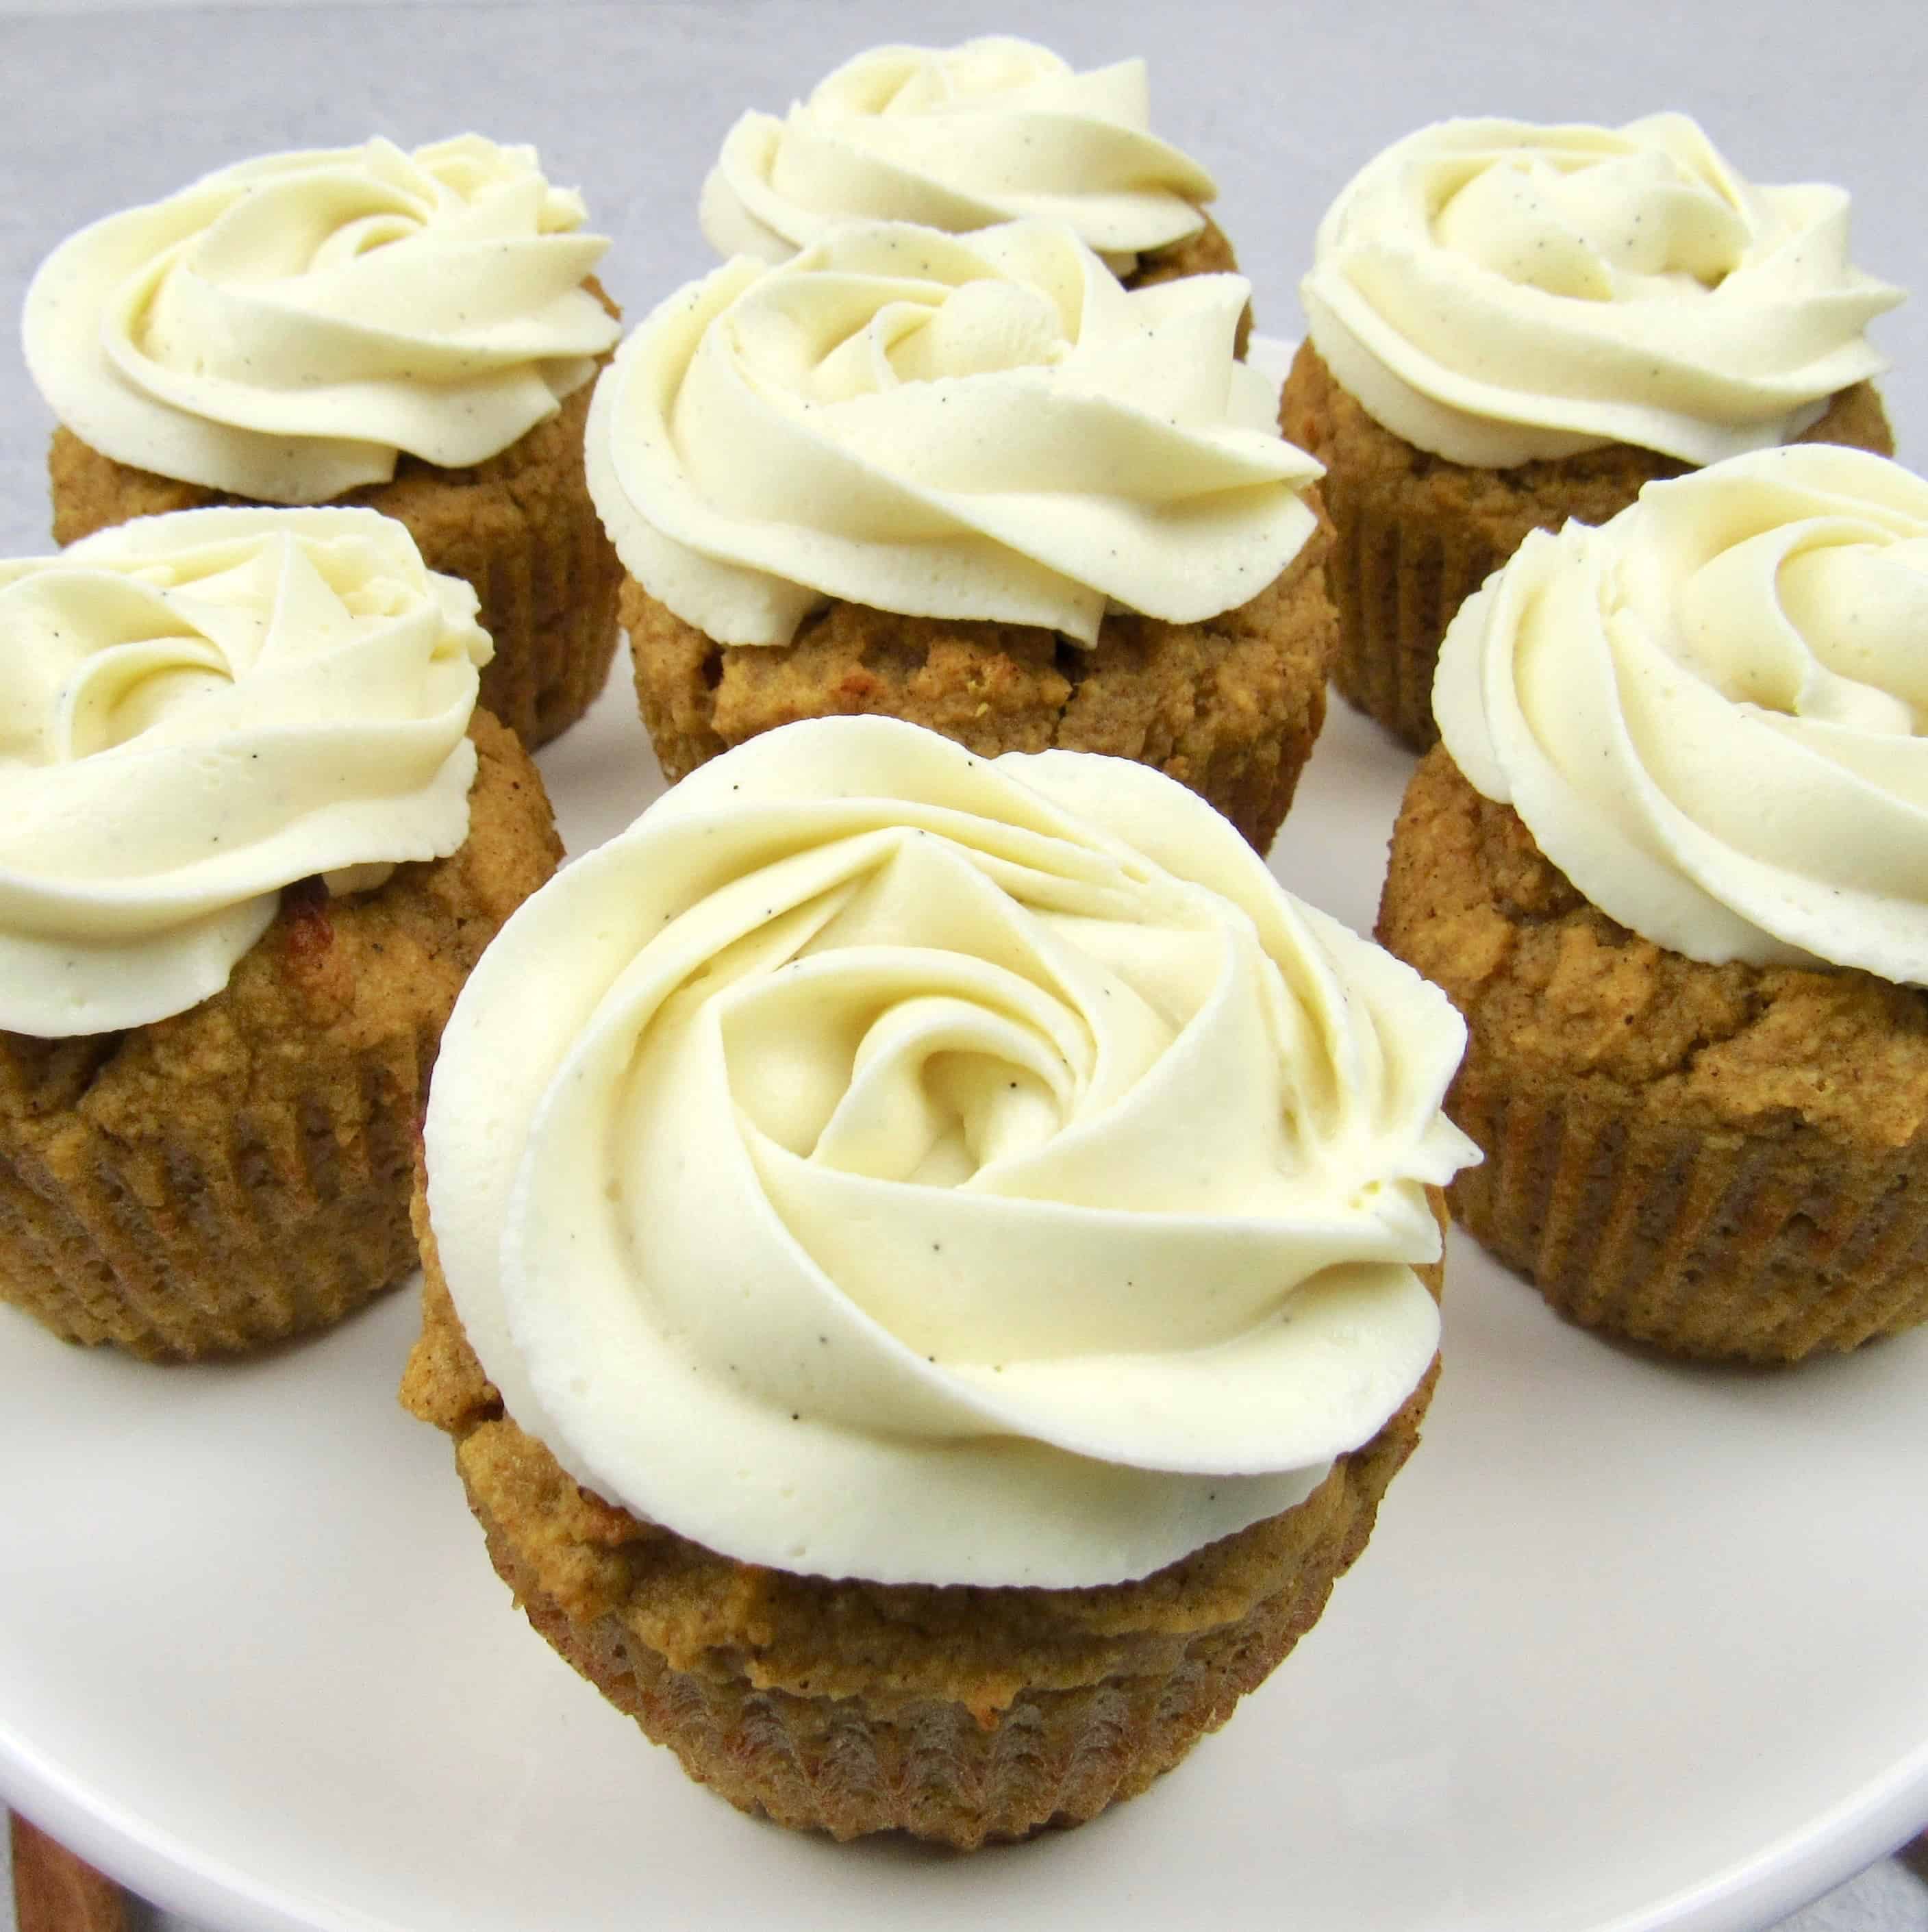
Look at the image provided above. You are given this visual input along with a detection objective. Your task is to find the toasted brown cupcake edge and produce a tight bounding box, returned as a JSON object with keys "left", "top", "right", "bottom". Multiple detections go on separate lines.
{"left": 1377, "top": 744, "right": 1928, "bottom": 1361}
{"left": 401, "top": 1187, "right": 1448, "bottom": 1844}
{"left": 623, "top": 497, "right": 1338, "bottom": 857}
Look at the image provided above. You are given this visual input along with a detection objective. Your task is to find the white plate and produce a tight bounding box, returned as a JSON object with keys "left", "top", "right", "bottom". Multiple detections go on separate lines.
{"left": 4, "top": 519, "right": 1928, "bottom": 1932}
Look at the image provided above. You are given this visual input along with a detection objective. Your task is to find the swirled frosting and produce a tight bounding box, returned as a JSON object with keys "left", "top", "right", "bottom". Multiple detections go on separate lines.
{"left": 0, "top": 507, "right": 490, "bottom": 1037}
{"left": 1435, "top": 444, "right": 1928, "bottom": 982}
{"left": 425, "top": 716, "right": 1477, "bottom": 1587}
{"left": 24, "top": 135, "right": 622, "bottom": 503}
{"left": 1301, "top": 114, "right": 1901, "bottom": 467}
{"left": 699, "top": 37, "right": 1217, "bottom": 274}
{"left": 586, "top": 220, "right": 1319, "bottom": 647}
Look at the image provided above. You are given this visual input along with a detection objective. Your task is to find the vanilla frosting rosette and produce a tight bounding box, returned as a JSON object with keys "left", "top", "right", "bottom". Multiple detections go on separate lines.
{"left": 24, "top": 135, "right": 623, "bottom": 503}
{"left": 426, "top": 716, "right": 1476, "bottom": 1588}
{"left": 1435, "top": 444, "right": 1928, "bottom": 981}
{"left": 0, "top": 506, "right": 491, "bottom": 1037}
{"left": 1302, "top": 114, "right": 1902, "bottom": 467}
{"left": 587, "top": 219, "right": 1318, "bottom": 648}
{"left": 700, "top": 37, "right": 1218, "bottom": 273}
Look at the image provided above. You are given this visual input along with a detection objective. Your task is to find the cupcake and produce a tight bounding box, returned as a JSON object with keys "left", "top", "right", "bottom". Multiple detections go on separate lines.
{"left": 588, "top": 219, "right": 1336, "bottom": 855}
{"left": 700, "top": 36, "right": 1239, "bottom": 303}
{"left": 0, "top": 507, "right": 560, "bottom": 1359}
{"left": 23, "top": 135, "right": 626, "bottom": 749}
{"left": 1377, "top": 444, "right": 1928, "bottom": 1362}
{"left": 1283, "top": 114, "right": 1902, "bottom": 750}
{"left": 403, "top": 715, "right": 1478, "bottom": 1846}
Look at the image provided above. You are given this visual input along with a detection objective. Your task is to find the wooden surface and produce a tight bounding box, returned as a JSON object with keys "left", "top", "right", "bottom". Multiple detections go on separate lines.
{"left": 8, "top": 1818, "right": 126, "bottom": 1932}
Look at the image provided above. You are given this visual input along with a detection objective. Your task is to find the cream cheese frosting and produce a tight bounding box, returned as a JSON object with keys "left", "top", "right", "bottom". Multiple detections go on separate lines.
{"left": 0, "top": 506, "right": 491, "bottom": 1037}
{"left": 699, "top": 36, "right": 1218, "bottom": 273}
{"left": 23, "top": 135, "right": 623, "bottom": 504}
{"left": 1301, "top": 114, "right": 1902, "bottom": 468}
{"left": 586, "top": 219, "right": 1320, "bottom": 648}
{"left": 425, "top": 716, "right": 1478, "bottom": 1588}
{"left": 1434, "top": 444, "right": 1928, "bottom": 982}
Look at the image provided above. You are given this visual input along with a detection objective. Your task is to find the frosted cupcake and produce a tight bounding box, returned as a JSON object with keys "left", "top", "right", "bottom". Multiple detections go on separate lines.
{"left": 589, "top": 219, "right": 1336, "bottom": 854}
{"left": 25, "top": 136, "right": 625, "bottom": 748}
{"left": 0, "top": 507, "right": 560, "bottom": 1359}
{"left": 1282, "top": 114, "right": 1901, "bottom": 749}
{"left": 404, "top": 716, "right": 1478, "bottom": 1845}
{"left": 701, "top": 36, "right": 1238, "bottom": 304}
{"left": 1378, "top": 444, "right": 1928, "bottom": 1362}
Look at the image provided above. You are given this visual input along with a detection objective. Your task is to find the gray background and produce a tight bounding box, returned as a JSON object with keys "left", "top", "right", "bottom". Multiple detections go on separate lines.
{"left": 0, "top": 1, "right": 1924, "bottom": 1927}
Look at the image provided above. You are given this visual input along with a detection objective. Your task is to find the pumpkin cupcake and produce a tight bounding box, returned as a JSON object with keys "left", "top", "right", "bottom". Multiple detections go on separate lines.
{"left": 1284, "top": 114, "right": 1901, "bottom": 749}
{"left": 0, "top": 507, "right": 560, "bottom": 1359}
{"left": 589, "top": 219, "right": 1335, "bottom": 855}
{"left": 403, "top": 716, "right": 1478, "bottom": 1845}
{"left": 1378, "top": 444, "right": 1928, "bottom": 1362}
{"left": 700, "top": 36, "right": 1240, "bottom": 307}
{"left": 24, "top": 135, "right": 625, "bottom": 748}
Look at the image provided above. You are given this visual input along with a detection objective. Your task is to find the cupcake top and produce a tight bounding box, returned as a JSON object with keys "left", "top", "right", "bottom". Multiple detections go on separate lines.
{"left": 23, "top": 135, "right": 623, "bottom": 504}
{"left": 586, "top": 219, "right": 1320, "bottom": 648}
{"left": 0, "top": 506, "right": 491, "bottom": 1037}
{"left": 699, "top": 36, "right": 1218, "bottom": 273}
{"left": 425, "top": 716, "right": 1477, "bottom": 1588}
{"left": 1301, "top": 114, "right": 1902, "bottom": 468}
{"left": 1434, "top": 444, "right": 1928, "bottom": 983}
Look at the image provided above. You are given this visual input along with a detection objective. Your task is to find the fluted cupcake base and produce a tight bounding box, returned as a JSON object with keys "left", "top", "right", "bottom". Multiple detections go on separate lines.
{"left": 468, "top": 1454, "right": 1392, "bottom": 1846}
{"left": 0, "top": 1033, "right": 430, "bottom": 1359}
{"left": 1320, "top": 501, "right": 1497, "bottom": 752}
{"left": 1447, "top": 1075, "right": 1928, "bottom": 1362}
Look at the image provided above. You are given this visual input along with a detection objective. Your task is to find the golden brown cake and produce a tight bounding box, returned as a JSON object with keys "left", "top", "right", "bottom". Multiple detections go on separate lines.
{"left": 1379, "top": 747, "right": 1928, "bottom": 1362}
{"left": 404, "top": 1251, "right": 1440, "bottom": 1848}
{"left": 1292, "top": 115, "right": 1902, "bottom": 751}
{"left": 1125, "top": 212, "right": 1237, "bottom": 290}
{"left": 623, "top": 506, "right": 1335, "bottom": 854}
{"left": 590, "top": 221, "right": 1332, "bottom": 853}
{"left": 1379, "top": 447, "right": 1928, "bottom": 1362}
{"left": 402, "top": 717, "right": 1479, "bottom": 1844}
{"left": 25, "top": 138, "right": 626, "bottom": 750}
{"left": 1, "top": 712, "right": 560, "bottom": 1360}
{"left": 1281, "top": 343, "right": 1890, "bottom": 751}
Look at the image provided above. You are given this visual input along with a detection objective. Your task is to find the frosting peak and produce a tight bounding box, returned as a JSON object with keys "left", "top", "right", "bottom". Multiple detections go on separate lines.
{"left": 426, "top": 718, "right": 1476, "bottom": 1587}
{"left": 1302, "top": 114, "right": 1901, "bottom": 466}
{"left": 0, "top": 507, "right": 490, "bottom": 1036}
{"left": 24, "top": 135, "right": 623, "bottom": 503}
{"left": 699, "top": 37, "right": 1218, "bottom": 271}
{"left": 586, "top": 219, "right": 1320, "bottom": 647}
{"left": 1434, "top": 444, "right": 1928, "bottom": 983}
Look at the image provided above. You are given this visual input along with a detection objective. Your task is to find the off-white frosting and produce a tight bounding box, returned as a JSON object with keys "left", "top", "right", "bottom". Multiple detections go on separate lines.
{"left": 0, "top": 507, "right": 490, "bottom": 1037}
{"left": 699, "top": 37, "right": 1217, "bottom": 274}
{"left": 425, "top": 716, "right": 1477, "bottom": 1588}
{"left": 1302, "top": 115, "right": 1901, "bottom": 467}
{"left": 1435, "top": 444, "right": 1928, "bottom": 982}
{"left": 586, "top": 219, "right": 1320, "bottom": 648}
{"left": 24, "top": 135, "right": 622, "bottom": 503}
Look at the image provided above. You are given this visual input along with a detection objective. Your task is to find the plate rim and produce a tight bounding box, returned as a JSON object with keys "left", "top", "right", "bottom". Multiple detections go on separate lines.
{"left": 3, "top": 1488, "right": 1925, "bottom": 1932}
